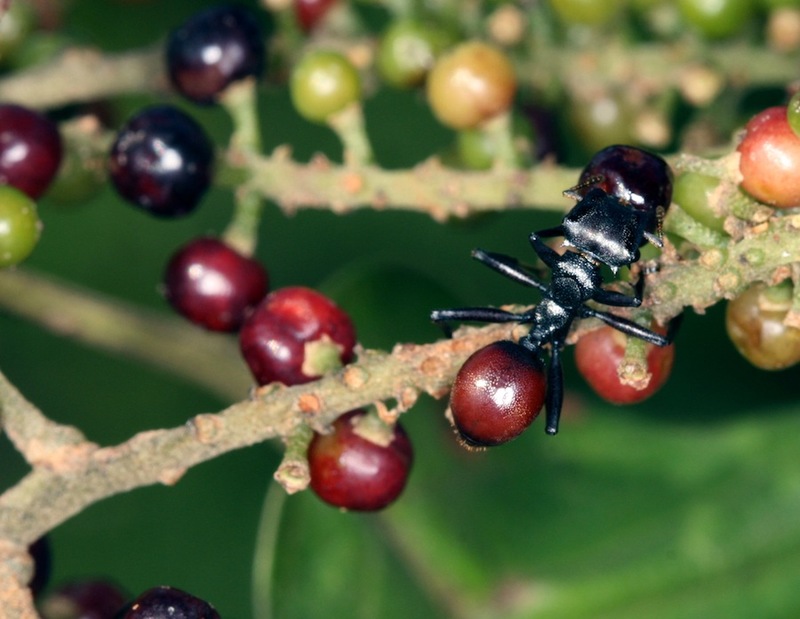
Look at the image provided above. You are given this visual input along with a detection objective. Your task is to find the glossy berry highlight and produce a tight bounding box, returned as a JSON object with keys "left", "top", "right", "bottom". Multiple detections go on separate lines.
{"left": 449, "top": 340, "right": 546, "bottom": 447}
{"left": 239, "top": 286, "right": 357, "bottom": 386}
{"left": 163, "top": 237, "right": 269, "bottom": 332}
{"left": 0, "top": 103, "right": 62, "bottom": 199}
{"left": 119, "top": 586, "right": 219, "bottom": 619}
{"left": 308, "top": 410, "right": 413, "bottom": 511}
{"left": 166, "top": 5, "right": 266, "bottom": 104}
{"left": 109, "top": 105, "right": 213, "bottom": 217}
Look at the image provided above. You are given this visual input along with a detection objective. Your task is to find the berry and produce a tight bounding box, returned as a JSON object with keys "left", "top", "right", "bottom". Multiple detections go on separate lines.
{"left": 577, "top": 144, "right": 673, "bottom": 240}
{"left": 40, "top": 580, "right": 127, "bottom": 619}
{"left": 726, "top": 281, "right": 800, "bottom": 370}
{"left": 672, "top": 171, "right": 726, "bottom": 232}
{"left": 449, "top": 340, "right": 546, "bottom": 447}
{"left": 376, "top": 19, "right": 451, "bottom": 89}
{"left": 308, "top": 410, "right": 413, "bottom": 511}
{"left": 163, "top": 237, "right": 269, "bottom": 332}
{"left": 0, "top": 103, "right": 62, "bottom": 199}
{"left": 289, "top": 50, "right": 361, "bottom": 123}
{"left": 118, "top": 586, "right": 219, "bottom": 619}
{"left": 295, "top": 0, "right": 338, "bottom": 32}
{"left": 548, "top": 0, "right": 625, "bottom": 25}
{"left": 426, "top": 41, "right": 517, "bottom": 130}
{"left": 574, "top": 324, "right": 675, "bottom": 405}
{"left": 677, "top": 0, "right": 755, "bottom": 39}
{"left": 166, "top": 5, "right": 266, "bottom": 105}
{"left": 239, "top": 286, "right": 357, "bottom": 385}
{"left": 108, "top": 105, "right": 213, "bottom": 218}
{"left": 0, "top": 185, "right": 41, "bottom": 268}
{"left": 738, "top": 105, "right": 800, "bottom": 208}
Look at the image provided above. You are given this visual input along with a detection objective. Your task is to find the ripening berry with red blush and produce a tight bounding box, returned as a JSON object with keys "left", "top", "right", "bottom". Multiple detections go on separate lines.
{"left": 574, "top": 324, "right": 675, "bottom": 404}
{"left": 738, "top": 105, "right": 800, "bottom": 208}
{"left": 239, "top": 286, "right": 356, "bottom": 386}
{"left": 308, "top": 409, "right": 413, "bottom": 511}
{"left": 163, "top": 237, "right": 269, "bottom": 332}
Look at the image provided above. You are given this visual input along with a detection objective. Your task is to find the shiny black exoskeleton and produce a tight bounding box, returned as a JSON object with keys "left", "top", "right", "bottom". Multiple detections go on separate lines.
{"left": 431, "top": 183, "right": 676, "bottom": 436}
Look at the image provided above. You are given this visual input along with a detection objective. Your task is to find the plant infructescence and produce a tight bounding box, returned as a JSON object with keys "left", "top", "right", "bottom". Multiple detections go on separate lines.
{"left": 3, "top": 2, "right": 800, "bottom": 618}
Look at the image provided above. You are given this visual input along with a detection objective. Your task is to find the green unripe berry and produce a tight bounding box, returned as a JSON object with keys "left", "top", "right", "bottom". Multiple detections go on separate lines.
{"left": 290, "top": 50, "right": 361, "bottom": 123}
{"left": 672, "top": 172, "right": 726, "bottom": 232}
{"left": 548, "top": 0, "right": 625, "bottom": 25}
{"left": 677, "top": 0, "right": 755, "bottom": 39}
{"left": 376, "top": 19, "right": 451, "bottom": 89}
{"left": 0, "top": 185, "right": 41, "bottom": 267}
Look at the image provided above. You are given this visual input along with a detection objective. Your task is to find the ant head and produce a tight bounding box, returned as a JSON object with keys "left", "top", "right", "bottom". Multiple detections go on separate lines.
{"left": 561, "top": 188, "right": 643, "bottom": 270}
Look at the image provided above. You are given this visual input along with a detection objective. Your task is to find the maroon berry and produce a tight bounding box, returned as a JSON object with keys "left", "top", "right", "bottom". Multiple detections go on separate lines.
{"left": 118, "top": 586, "right": 219, "bottom": 619}
{"left": 577, "top": 144, "right": 673, "bottom": 243}
{"left": 41, "top": 580, "right": 127, "bottom": 619}
{"left": 108, "top": 105, "right": 213, "bottom": 218}
{"left": 166, "top": 5, "right": 267, "bottom": 105}
{"left": 163, "top": 237, "right": 268, "bottom": 332}
{"left": 308, "top": 409, "right": 413, "bottom": 511}
{"left": 574, "top": 324, "right": 674, "bottom": 404}
{"left": 239, "top": 286, "right": 356, "bottom": 385}
{"left": 0, "top": 104, "right": 62, "bottom": 199}
{"left": 449, "top": 340, "right": 546, "bottom": 447}
{"left": 295, "top": 0, "right": 338, "bottom": 32}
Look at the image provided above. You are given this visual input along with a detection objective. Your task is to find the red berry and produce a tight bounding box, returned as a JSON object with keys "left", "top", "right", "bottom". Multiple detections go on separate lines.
{"left": 574, "top": 324, "right": 674, "bottom": 404}
{"left": 295, "top": 0, "right": 338, "bottom": 32}
{"left": 166, "top": 5, "right": 267, "bottom": 105}
{"left": 0, "top": 103, "right": 62, "bottom": 199}
{"left": 738, "top": 105, "right": 800, "bottom": 208}
{"left": 449, "top": 340, "right": 546, "bottom": 447}
{"left": 163, "top": 237, "right": 269, "bottom": 332}
{"left": 239, "top": 286, "right": 356, "bottom": 385}
{"left": 118, "top": 586, "right": 219, "bottom": 619}
{"left": 308, "top": 410, "right": 413, "bottom": 511}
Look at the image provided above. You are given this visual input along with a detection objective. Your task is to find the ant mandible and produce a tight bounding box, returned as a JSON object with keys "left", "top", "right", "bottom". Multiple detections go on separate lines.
{"left": 431, "top": 180, "right": 677, "bottom": 436}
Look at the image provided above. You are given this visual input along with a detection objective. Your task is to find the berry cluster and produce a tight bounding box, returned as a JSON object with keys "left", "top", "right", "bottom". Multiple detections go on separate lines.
{"left": 435, "top": 145, "right": 678, "bottom": 445}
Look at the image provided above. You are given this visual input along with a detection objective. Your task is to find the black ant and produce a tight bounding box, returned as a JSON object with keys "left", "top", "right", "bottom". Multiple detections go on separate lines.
{"left": 431, "top": 181, "right": 678, "bottom": 436}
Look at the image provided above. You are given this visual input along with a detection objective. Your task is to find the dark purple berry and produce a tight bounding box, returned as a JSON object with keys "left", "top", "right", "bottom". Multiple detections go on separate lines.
{"left": 163, "top": 236, "right": 269, "bottom": 332}
{"left": 118, "top": 586, "right": 219, "bottom": 619}
{"left": 449, "top": 340, "right": 546, "bottom": 447}
{"left": 40, "top": 580, "right": 127, "bottom": 619}
{"left": 308, "top": 409, "right": 413, "bottom": 511}
{"left": 577, "top": 145, "right": 673, "bottom": 242}
{"left": 166, "top": 5, "right": 266, "bottom": 105}
{"left": 108, "top": 105, "right": 213, "bottom": 218}
{"left": 239, "top": 286, "right": 357, "bottom": 386}
{"left": 0, "top": 103, "right": 62, "bottom": 199}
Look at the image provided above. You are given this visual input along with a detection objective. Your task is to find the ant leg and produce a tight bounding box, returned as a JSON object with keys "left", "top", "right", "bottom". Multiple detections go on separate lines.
{"left": 544, "top": 345, "right": 564, "bottom": 436}
{"left": 579, "top": 306, "right": 681, "bottom": 347}
{"left": 528, "top": 232, "right": 562, "bottom": 269}
{"left": 430, "top": 307, "right": 525, "bottom": 337}
{"left": 471, "top": 248, "right": 547, "bottom": 293}
{"left": 592, "top": 283, "right": 643, "bottom": 308}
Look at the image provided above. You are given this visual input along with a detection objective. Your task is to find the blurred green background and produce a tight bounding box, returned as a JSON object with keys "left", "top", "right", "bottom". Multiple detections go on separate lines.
{"left": 3, "top": 1, "right": 800, "bottom": 618}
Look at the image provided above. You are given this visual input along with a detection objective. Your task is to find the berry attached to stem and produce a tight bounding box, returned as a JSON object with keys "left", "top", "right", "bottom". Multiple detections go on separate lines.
{"left": 308, "top": 409, "right": 413, "bottom": 511}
